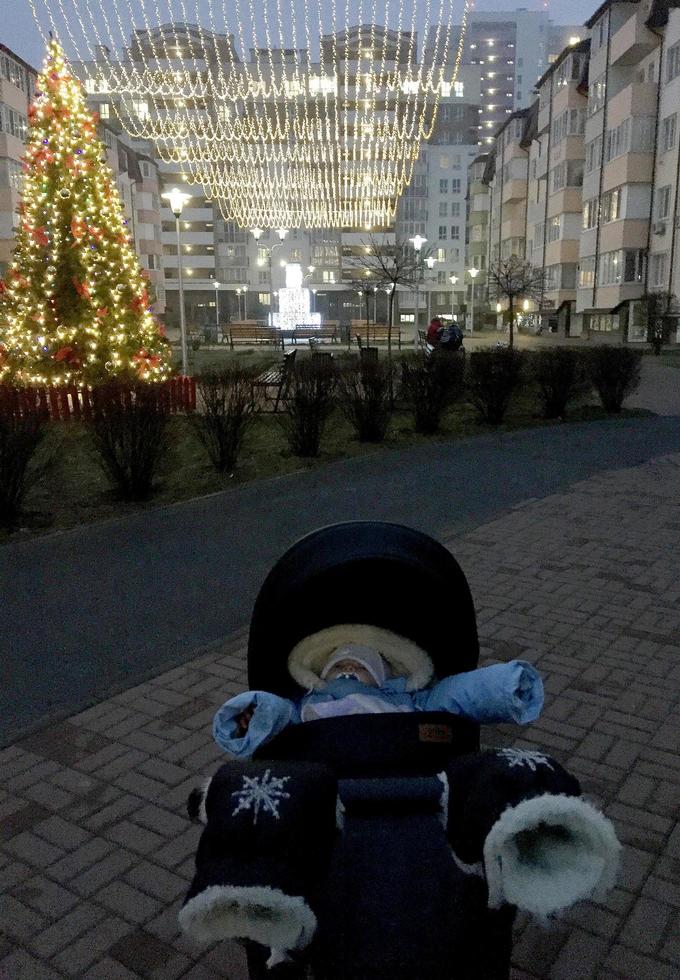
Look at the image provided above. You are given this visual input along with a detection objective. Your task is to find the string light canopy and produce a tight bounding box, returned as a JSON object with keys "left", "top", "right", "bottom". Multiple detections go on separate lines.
{"left": 29, "top": 0, "right": 470, "bottom": 229}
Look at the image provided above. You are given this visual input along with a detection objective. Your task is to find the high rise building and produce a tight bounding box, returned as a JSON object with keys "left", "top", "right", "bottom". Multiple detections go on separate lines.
{"left": 427, "top": 10, "right": 582, "bottom": 146}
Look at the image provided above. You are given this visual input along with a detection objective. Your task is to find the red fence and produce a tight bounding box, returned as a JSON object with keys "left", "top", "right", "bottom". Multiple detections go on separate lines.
{"left": 0, "top": 376, "right": 196, "bottom": 421}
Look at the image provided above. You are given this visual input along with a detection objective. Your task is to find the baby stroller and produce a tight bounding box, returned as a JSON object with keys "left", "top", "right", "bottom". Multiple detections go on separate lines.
{"left": 180, "top": 522, "right": 620, "bottom": 980}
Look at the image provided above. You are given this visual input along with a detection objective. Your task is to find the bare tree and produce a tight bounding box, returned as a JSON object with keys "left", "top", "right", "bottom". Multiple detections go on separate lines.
{"left": 350, "top": 235, "right": 424, "bottom": 358}
{"left": 488, "top": 257, "right": 548, "bottom": 348}
{"left": 643, "top": 291, "right": 680, "bottom": 356}
{"left": 348, "top": 278, "right": 375, "bottom": 343}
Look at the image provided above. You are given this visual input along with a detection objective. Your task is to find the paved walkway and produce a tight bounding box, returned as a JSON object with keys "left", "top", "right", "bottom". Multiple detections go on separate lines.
{"left": 1, "top": 448, "right": 679, "bottom": 979}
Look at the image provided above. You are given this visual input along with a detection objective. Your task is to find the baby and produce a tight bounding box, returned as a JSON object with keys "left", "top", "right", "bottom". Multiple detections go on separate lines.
{"left": 215, "top": 643, "right": 544, "bottom": 759}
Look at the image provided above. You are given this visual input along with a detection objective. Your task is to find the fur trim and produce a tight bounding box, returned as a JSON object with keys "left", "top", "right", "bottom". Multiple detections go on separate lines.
{"left": 179, "top": 884, "right": 317, "bottom": 951}
{"left": 451, "top": 851, "right": 485, "bottom": 879}
{"left": 186, "top": 777, "right": 212, "bottom": 825}
{"left": 287, "top": 624, "right": 434, "bottom": 692}
{"left": 483, "top": 793, "right": 621, "bottom": 916}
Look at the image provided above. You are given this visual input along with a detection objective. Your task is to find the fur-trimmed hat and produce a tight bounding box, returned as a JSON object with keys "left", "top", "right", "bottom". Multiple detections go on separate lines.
{"left": 288, "top": 624, "right": 434, "bottom": 692}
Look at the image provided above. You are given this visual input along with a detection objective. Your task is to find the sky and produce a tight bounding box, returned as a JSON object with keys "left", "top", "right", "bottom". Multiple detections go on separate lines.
{"left": 10, "top": 0, "right": 597, "bottom": 71}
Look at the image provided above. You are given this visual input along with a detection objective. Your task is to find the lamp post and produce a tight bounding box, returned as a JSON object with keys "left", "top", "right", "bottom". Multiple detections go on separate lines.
{"left": 236, "top": 287, "right": 242, "bottom": 320}
{"left": 213, "top": 280, "right": 220, "bottom": 339}
{"left": 373, "top": 285, "right": 378, "bottom": 326}
{"left": 468, "top": 267, "right": 479, "bottom": 334}
{"left": 409, "top": 234, "right": 427, "bottom": 348}
{"left": 311, "top": 288, "right": 317, "bottom": 313}
{"left": 252, "top": 227, "right": 287, "bottom": 323}
{"left": 425, "top": 255, "right": 436, "bottom": 326}
{"left": 162, "top": 186, "right": 191, "bottom": 375}
{"left": 449, "top": 275, "right": 459, "bottom": 321}
{"left": 242, "top": 284, "right": 248, "bottom": 319}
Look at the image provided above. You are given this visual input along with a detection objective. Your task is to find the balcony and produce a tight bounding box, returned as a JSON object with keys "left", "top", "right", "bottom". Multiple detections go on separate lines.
{"left": 607, "top": 82, "right": 657, "bottom": 127}
{"left": 609, "top": 13, "right": 658, "bottom": 67}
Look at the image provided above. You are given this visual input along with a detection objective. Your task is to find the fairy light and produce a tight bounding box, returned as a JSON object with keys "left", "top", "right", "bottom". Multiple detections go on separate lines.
{"left": 29, "top": 1, "right": 471, "bottom": 229}
{"left": 0, "top": 39, "right": 171, "bottom": 386}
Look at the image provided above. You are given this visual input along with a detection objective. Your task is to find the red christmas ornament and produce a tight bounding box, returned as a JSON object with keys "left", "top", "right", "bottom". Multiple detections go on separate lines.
{"left": 132, "top": 349, "right": 161, "bottom": 376}
{"left": 88, "top": 225, "right": 103, "bottom": 242}
{"left": 70, "top": 216, "right": 86, "bottom": 246}
{"left": 0, "top": 280, "right": 5, "bottom": 295}
{"left": 53, "top": 346, "right": 82, "bottom": 367}
{"left": 130, "top": 289, "right": 150, "bottom": 314}
{"left": 96, "top": 306, "right": 109, "bottom": 318}
{"left": 72, "top": 277, "right": 91, "bottom": 300}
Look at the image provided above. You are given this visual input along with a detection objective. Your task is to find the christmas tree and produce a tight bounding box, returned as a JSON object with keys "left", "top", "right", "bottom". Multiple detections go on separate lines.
{"left": 0, "top": 39, "right": 172, "bottom": 387}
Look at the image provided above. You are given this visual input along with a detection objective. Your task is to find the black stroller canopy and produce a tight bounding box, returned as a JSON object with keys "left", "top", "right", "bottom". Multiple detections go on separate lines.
{"left": 248, "top": 521, "right": 480, "bottom": 698}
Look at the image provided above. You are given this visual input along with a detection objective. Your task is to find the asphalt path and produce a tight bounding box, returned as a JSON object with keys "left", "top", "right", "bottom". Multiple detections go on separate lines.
{"left": 2, "top": 414, "right": 680, "bottom": 745}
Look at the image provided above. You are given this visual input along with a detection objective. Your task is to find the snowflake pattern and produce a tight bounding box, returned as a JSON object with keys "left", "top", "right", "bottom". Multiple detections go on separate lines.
{"left": 231, "top": 769, "right": 291, "bottom": 824}
{"left": 496, "top": 748, "right": 555, "bottom": 772}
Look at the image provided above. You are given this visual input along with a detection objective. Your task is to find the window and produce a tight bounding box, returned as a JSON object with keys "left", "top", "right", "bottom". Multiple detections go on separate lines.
{"left": 0, "top": 157, "right": 23, "bottom": 192}
{"left": 451, "top": 179, "right": 461, "bottom": 193}
{"left": 588, "top": 76, "right": 606, "bottom": 115}
{"left": 605, "top": 119, "right": 631, "bottom": 162}
{"left": 131, "top": 101, "right": 149, "bottom": 120}
{"left": 322, "top": 270, "right": 336, "bottom": 283}
{"left": 435, "top": 247, "right": 446, "bottom": 262}
{"left": 0, "top": 104, "right": 28, "bottom": 141}
{"left": 650, "top": 252, "right": 669, "bottom": 287}
{"left": 586, "top": 136, "right": 603, "bottom": 173}
{"left": 450, "top": 226, "right": 460, "bottom": 240}
{"left": 662, "top": 114, "right": 677, "bottom": 152}
{"left": 99, "top": 102, "right": 110, "bottom": 119}
{"left": 602, "top": 188, "right": 621, "bottom": 223}
{"left": 258, "top": 292, "right": 271, "bottom": 305}
{"left": 667, "top": 42, "right": 680, "bottom": 83}
{"left": 290, "top": 248, "right": 302, "bottom": 261}
{"left": 590, "top": 314, "right": 617, "bottom": 332}
{"left": 599, "top": 249, "right": 645, "bottom": 285}
{"left": 439, "top": 178, "right": 448, "bottom": 193}
{"left": 583, "top": 198, "right": 598, "bottom": 229}
{"left": 579, "top": 256, "right": 596, "bottom": 288}
{"left": 438, "top": 225, "right": 447, "bottom": 240}
{"left": 146, "top": 254, "right": 158, "bottom": 270}
{"left": 439, "top": 202, "right": 448, "bottom": 217}
{"left": 656, "top": 185, "right": 672, "bottom": 220}
{"left": 551, "top": 159, "right": 583, "bottom": 191}
{"left": 593, "top": 13, "right": 609, "bottom": 52}
{"left": 547, "top": 216, "right": 560, "bottom": 242}
{"left": 258, "top": 270, "right": 268, "bottom": 284}
{"left": 1, "top": 52, "right": 28, "bottom": 92}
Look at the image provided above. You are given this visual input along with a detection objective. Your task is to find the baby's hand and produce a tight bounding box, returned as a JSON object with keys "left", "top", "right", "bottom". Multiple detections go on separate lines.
{"left": 235, "top": 704, "right": 255, "bottom": 735}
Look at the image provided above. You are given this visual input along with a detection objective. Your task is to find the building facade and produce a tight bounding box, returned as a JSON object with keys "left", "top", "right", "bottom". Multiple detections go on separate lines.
{"left": 468, "top": 0, "right": 680, "bottom": 343}
{"left": 0, "top": 44, "right": 35, "bottom": 278}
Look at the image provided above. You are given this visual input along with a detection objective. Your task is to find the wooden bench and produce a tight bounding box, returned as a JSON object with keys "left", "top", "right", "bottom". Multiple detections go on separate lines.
{"left": 293, "top": 324, "right": 339, "bottom": 344}
{"left": 352, "top": 323, "right": 402, "bottom": 348}
{"left": 251, "top": 349, "right": 297, "bottom": 413}
{"left": 229, "top": 323, "right": 283, "bottom": 349}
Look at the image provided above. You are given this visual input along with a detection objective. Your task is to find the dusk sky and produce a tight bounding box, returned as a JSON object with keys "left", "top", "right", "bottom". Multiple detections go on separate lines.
{"left": 11, "top": 1, "right": 597, "bottom": 70}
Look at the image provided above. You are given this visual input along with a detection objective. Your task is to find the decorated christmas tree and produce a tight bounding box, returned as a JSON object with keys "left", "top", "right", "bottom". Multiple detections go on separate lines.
{"left": 0, "top": 39, "right": 172, "bottom": 387}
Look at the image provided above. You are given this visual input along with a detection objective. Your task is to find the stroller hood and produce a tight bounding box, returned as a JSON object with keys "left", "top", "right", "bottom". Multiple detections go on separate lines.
{"left": 248, "top": 521, "right": 480, "bottom": 699}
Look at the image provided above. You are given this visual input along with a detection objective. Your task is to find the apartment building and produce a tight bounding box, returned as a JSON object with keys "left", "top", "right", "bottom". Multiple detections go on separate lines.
{"left": 427, "top": 11, "right": 582, "bottom": 147}
{"left": 485, "top": 108, "right": 534, "bottom": 287}
{"left": 0, "top": 44, "right": 35, "bottom": 278}
{"left": 570, "top": 0, "right": 680, "bottom": 340}
{"left": 464, "top": 153, "right": 491, "bottom": 312}
{"left": 529, "top": 39, "right": 590, "bottom": 335}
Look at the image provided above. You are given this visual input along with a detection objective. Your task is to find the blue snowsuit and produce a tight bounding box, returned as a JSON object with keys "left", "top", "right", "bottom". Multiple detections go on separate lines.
{"left": 213, "top": 660, "right": 543, "bottom": 759}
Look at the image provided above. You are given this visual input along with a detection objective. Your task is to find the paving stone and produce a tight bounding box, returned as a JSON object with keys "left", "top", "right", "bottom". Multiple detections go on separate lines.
{"left": 82, "top": 957, "right": 141, "bottom": 980}
{"left": 31, "top": 902, "right": 106, "bottom": 958}
{"left": 47, "top": 838, "right": 115, "bottom": 882}
{"left": 96, "top": 880, "right": 163, "bottom": 925}
{"left": 33, "top": 814, "right": 92, "bottom": 851}
{"left": 0, "top": 893, "right": 47, "bottom": 941}
{"left": 105, "top": 819, "right": 167, "bottom": 855}
{"left": 12, "top": 875, "right": 79, "bottom": 918}
{"left": 619, "top": 896, "right": 673, "bottom": 955}
{"left": 124, "top": 861, "right": 187, "bottom": 902}
{"left": 547, "top": 929, "right": 608, "bottom": 979}
{"left": 69, "top": 849, "right": 138, "bottom": 897}
{"left": 52, "top": 915, "right": 132, "bottom": 975}
{"left": 4, "top": 831, "right": 65, "bottom": 868}
{"left": 109, "top": 928, "right": 184, "bottom": 974}
{"left": 0, "top": 949, "right": 63, "bottom": 980}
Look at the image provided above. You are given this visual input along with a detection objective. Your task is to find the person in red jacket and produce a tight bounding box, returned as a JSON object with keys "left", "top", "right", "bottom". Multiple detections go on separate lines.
{"left": 426, "top": 316, "right": 443, "bottom": 347}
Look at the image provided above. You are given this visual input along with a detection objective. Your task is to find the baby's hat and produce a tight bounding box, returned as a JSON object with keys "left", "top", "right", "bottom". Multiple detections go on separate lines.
{"left": 320, "top": 644, "right": 387, "bottom": 686}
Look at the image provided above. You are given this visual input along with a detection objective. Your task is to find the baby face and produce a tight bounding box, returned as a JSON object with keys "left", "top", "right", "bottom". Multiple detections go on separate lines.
{"left": 325, "top": 658, "right": 378, "bottom": 687}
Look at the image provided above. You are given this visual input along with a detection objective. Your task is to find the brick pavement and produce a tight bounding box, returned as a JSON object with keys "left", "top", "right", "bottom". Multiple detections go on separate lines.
{"left": 1, "top": 453, "right": 679, "bottom": 979}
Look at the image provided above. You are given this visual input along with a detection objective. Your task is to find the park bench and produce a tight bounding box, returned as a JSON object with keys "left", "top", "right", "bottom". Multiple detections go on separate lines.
{"left": 251, "top": 348, "right": 297, "bottom": 413}
{"left": 293, "top": 324, "right": 339, "bottom": 344}
{"left": 351, "top": 322, "right": 402, "bottom": 348}
{"left": 228, "top": 323, "right": 284, "bottom": 349}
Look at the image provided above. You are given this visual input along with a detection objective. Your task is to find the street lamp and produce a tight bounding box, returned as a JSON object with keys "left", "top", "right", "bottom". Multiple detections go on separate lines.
{"left": 468, "top": 267, "right": 479, "bottom": 334}
{"left": 162, "top": 186, "right": 191, "bottom": 375}
{"left": 236, "top": 287, "right": 242, "bottom": 320}
{"left": 242, "top": 284, "right": 249, "bottom": 319}
{"left": 449, "top": 274, "right": 459, "bottom": 320}
{"left": 311, "top": 288, "right": 318, "bottom": 313}
{"left": 425, "top": 255, "right": 436, "bottom": 326}
{"left": 373, "top": 285, "right": 378, "bottom": 326}
{"left": 409, "top": 234, "right": 427, "bottom": 347}
{"left": 251, "top": 228, "right": 288, "bottom": 322}
{"left": 213, "top": 280, "right": 221, "bottom": 339}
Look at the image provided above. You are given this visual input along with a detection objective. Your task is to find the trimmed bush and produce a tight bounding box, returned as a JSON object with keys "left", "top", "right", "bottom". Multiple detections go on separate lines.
{"left": 467, "top": 347, "right": 525, "bottom": 424}
{"left": 278, "top": 357, "right": 336, "bottom": 457}
{"left": 586, "top": 345, "right": 642, "bottom": 413}
{"left": 399, "top": 350, "right": 465, "bottom": 434}
{"left": 191, "top": 366, "right": 256, "bottom": 472}
{"left": 532, "top": 348, "right": 592, "bottom": 419}
{"left": 0, "top": 410, "right": 46, "bottom": 526}
{"left": 90, "top": 382, "right": 171, "bottom": 500}
{"left": 336, "top": 358, "right": 394, "bottom": 442}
